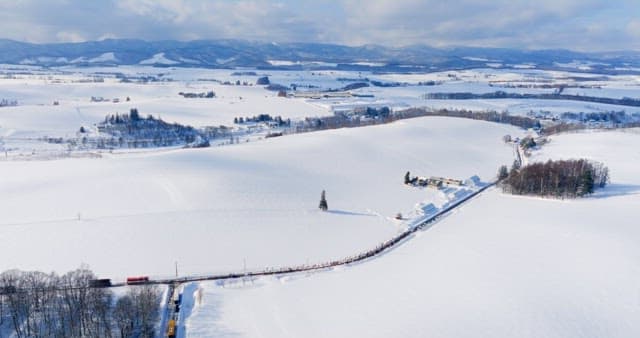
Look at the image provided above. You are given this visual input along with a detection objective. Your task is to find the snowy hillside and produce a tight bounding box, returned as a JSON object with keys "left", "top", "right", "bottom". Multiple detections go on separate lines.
{"left": 182, "top": 129, "right": 640, "bottom": 337}
{"left": 140, "top": 53, "right": 179, "bottom": 65}
{"left": 0, "top": 117, "right": 521, "bottom": 279}
{"left": 89, "top": 52, "right": 118, "bottom": 63}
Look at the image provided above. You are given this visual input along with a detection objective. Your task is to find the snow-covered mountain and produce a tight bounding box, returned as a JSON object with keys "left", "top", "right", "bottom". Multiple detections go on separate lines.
{"left": 0, "top": 39, "right": 638, "bottom": 72}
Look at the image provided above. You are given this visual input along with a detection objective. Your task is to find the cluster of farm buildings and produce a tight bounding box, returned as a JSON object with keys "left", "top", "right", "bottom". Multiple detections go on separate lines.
{"left": 408, "top": 175, "right": 464, "bottom": 188}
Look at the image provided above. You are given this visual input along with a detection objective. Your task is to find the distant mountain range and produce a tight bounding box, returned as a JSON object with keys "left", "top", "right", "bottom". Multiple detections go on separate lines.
{"left": 1, "top": 39, "right": 638, "bottom": 73}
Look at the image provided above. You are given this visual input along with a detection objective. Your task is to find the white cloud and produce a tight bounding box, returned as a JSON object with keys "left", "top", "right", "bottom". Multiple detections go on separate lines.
{"left": 98, "top": 33, "right": 118, "bottom": 41}
{"left": 627, "top": 20, "right": 640, "bottom": 38}
{"left": 0, "top": 0, "right": 637, "bottom": 51}
{"left": 56, "top": 31, "right": 86, "bottom": 43}
{"left": 338, "top": 0, "right": 617, "bottom": 49}
{"left": 115, "top": 0, "right": 194, "bottom": 23}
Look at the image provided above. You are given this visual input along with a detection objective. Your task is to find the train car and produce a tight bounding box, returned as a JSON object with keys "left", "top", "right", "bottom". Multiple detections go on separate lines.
{"left": 89, "top": 278, "right": 112, "bottom": 288}
{"left": 167, "top": 319, "right": 176, "bottom": 338}
{"left": 173, "top": 291, "right": 183, "bottom": 312}
{"left": 126, "top": 276, "right": 149, "bottom": 285}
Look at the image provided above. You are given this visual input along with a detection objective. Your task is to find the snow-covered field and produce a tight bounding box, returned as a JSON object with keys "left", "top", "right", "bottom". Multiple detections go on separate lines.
{"left": 0, "top": 116, "right": 521, "bottom": 280}
{"left": 0, "top": 72, "right": 329, "bottom": 139}
{"left": 1, "top": 66, "right": 638, "bottom": 145}
{"left": 183, "top": 129, "right": 640, "bottom": 338}
{"left": 2, "top": 65, "right": 639, "bottom": 337}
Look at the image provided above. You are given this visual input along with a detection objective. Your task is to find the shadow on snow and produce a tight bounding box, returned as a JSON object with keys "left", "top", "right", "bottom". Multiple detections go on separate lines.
{"left": 592, "top": 183, "right": 640, "bottom": 199}
{"left": 326, "top": 209, "right": 376, "bottom": 217}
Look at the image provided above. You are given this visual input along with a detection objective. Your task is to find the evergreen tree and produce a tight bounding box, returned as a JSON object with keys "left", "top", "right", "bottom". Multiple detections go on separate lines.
{"left": 404, "top": 171, "right": 411, "bottom": 185}
{"left": 578, "top": 169, "right": 595, "bottom": 196}
{"left": 498, "top": 165, "right": 509, "bottom": 180}
{"left": 256, "top": 76, "right": 270, "bottom": 85}
{"left": 511, "top": 159, "right": 520, "bottom": 171}
{"left": 319, "top": 190, "right": 328, "bottom": 211}
{"left": 129, "top": 108, "right": 140, "bottom": 121}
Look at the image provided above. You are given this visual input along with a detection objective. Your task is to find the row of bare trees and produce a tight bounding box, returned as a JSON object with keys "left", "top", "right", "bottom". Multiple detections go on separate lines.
{"left": 288, "top": 107, "right": 541, "bottom": 135}
{"left": 423, "top": 91, "right": 640, "bottom": 108}
{"left": 394, "top": 108, "right": 542, "bottom": 130}
{"left": 500, "top": 159, "right": 608, "bottom": 198}
{"left": 540, "top": 121, "right": 640, "bottom": 135}
{"left": 0, "top": 266, "right": 160, "bottom": 338}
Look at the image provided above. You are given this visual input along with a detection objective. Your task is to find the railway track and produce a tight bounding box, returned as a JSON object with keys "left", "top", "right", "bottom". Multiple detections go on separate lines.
{"left": 0, "top": 180, "right": 498, "bottom": 338}
{"left": 156, "top": 181, "right": 497, "bottom": 337}
{"left": 0, "top": 181, "right": 497, "bottom": 298}
{"left": 151, "top": 180, "right": 497, "bottom": 286}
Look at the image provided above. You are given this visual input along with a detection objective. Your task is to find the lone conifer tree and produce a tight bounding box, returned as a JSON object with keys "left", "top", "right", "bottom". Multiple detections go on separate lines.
{"left": 497, "top": 165, "right": 509, "bottom": 180}
{"left": 404, "top": 171, "right": 411, "bottom": 185}
{"left": 319, "top": 190, "right": 328, "bottom": 211}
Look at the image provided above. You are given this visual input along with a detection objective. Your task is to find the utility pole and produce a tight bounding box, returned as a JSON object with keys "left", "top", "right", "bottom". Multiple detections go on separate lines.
{"left": 243, "top": 258, "right": 247, "bottom": 286}
{"left": 175, "top": 261, "right": 178, "bottom": 277}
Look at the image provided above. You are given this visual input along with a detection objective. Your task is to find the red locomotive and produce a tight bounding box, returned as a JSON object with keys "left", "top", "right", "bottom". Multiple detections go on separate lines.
{"left": 126, "top": 276, "right": 149, "bottom": 284}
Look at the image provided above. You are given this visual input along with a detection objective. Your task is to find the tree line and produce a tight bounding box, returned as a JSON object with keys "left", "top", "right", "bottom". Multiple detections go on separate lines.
{"left": 56, "top": 103, "right": 634, "bottom": 154}
{"left": 395, "top": 108, "right": 640, "bottom": 136}
{"left": 0, "top": 99, "right": 18, "bottom": 107}
{"left": 559, "top": 110, "right": 634, "bottom": 124}
{"left": 0, "top": 266, "right": 160, "bottom": 338}
{"left": 284, "top": 107, "right": 541, "bottom": 134}
{"left": 499, "top": 159, "right": 609, "bottom": 198}
{"left": 424, "top": 91, "right": 640, "bottom": 108}
{"left": 540, "top": 120, "right": 640, "bottom": 135}
{"left": 395, "top": 107, "right": 541, "bottom": 130}
{"left": 178, "top": 91, "right": 215, "bottom": 98}
{"left": 233, "top": 113, "right": 290, "bottom": 126}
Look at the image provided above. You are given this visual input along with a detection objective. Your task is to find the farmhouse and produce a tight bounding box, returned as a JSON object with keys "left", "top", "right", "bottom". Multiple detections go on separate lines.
{"left": 413, "top": 176, "right": 464, "bottom": 188}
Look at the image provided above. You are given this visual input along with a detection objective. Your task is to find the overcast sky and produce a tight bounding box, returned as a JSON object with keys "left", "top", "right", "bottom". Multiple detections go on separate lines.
{"left": 1, "top": 0, "right": 638, "bottom": 51}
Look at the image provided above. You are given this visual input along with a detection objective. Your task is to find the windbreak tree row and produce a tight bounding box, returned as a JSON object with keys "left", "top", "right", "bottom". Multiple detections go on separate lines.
{"left": 500, "top": 159, "right": 608, "bottom": 198}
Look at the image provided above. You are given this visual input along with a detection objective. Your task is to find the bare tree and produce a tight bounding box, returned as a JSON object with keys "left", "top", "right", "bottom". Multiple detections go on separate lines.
{"left": 113, "top": 285, "right": 161, "bottom": 338}
{"left": 0, "top": 266, "right": 114, "bottom": 338}
{"left": 131, "top": 285, "right": 160, "bottom": 338}
{"left": 114, "top": 295, "right": 135, "bottom": 338}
